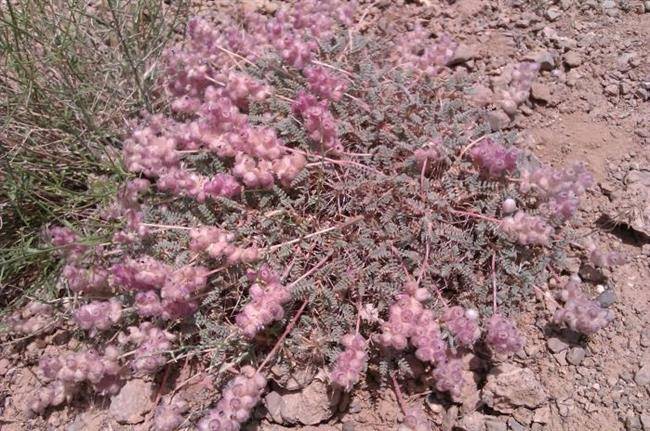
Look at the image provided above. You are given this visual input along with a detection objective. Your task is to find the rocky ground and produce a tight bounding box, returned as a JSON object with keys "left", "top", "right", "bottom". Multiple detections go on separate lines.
{"left": 1, "top": 0, "right": 648, "bottom": 430}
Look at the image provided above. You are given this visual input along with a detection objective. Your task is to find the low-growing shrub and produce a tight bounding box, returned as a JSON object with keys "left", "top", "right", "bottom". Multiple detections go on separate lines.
{"left": 2, "top": 1, "right": 623, "bottom": 429}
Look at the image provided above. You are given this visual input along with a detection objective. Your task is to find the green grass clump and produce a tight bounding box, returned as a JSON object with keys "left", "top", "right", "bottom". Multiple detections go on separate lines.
{"left": 0, "top": 0, "right": 188, "bottom": 310}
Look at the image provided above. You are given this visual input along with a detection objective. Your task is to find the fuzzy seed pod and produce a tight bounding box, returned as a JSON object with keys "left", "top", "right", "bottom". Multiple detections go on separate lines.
{"left": 330, "top": 333, "right": 367, "bottom": 391}
{"left": 197, "top": 366, "right": 267, "bottom": 431}
{"left": 553, "top": 277, "right": 614, "bottom": 335}
{"left": 486, "top": 314, "right": 524, "bottom": 355}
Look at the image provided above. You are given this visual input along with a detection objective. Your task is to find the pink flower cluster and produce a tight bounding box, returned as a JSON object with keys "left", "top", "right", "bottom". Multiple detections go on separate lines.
{"left": 379, "top": 281, "right": 433, "bottom": 350}
{"left": 190, "top": 226, "right": 259, "bottom": 264}
{"left": 410, "top": 310, "right": 447, "bottom": 365}
{"left": 30, "top": 346, "right": 122, "bottom": 414}
{"left": 113, "top": 257, "right": 208, "bottom": 320}
{"left": 127, "top": 67, "right": 307, "bottom": 200}
{"left": 112, "top": 256, "right": 170, "bottom": 291}
{"left": 588, "top": 248, "right": 626, "bottom": 268}
{"left": 160, "top": 264, "right": 210, "bottom": 319}
{"left": 118, "top": 322, "right": 176, "bottom": 375}
{"left": 501, "top": 211, "right": 553, "bottom": 246}
{"left": 304, "top": 66, "right": 347, "bottom": 101}
{"left": 46, "top": 226, "right": 86, "bottom": 261}
{"left": 104, "top": 179, "right": 151, "bottom": 243}
{"left": 553, "top": 277, "right": 614, "bottom": 335}
{"left": 330, "top": 333, "right": 367, "bottom": 391}
{"left": 292, "top": 91, "right": 342, "bottom": 153}
{"left": 124, "top": 118, "right": 179, "bottom": 177}
{"left": 62, "top": 264, "right": 109, "bottom": 293}
{"left": 272, "top": 32, "right": 318, "bottom": 70}
{"left": 129, "top": 1, "right": 357, "bottom": 201}
{"left": 431, "top": 357, "right": 464, "bottom": 398}
{"left": 379, "top": 282, "right": 448, "bottom": 365}
{"left": 46, "top": 225, "right": 112, "bottom": 295}
{"left": 441, "top": 306, "right": 481, "bottom": 347}
{"left": 497, "top": 62, "right": 540, "bottom": 115}
{"left": 520, "top": 162, "right": 594, "bottom": 221}
{"left": 197, "top": 365, "right": 267, "bottom": 431}
{"left": 73, "top": 298, "right": 123, "bottom": 334}
{"left": 204, "top": 173, "right": 242, "bottom": 198}
{"left": 154, "top": 398, "right": 189, "bottom": 431}
{"left": 501, "top": 198, "right": 517, "bottom": 214}
{"left": 398, "top": 26, "right": 458, "bottom": 76}
{"left": 398, "top": 408, "right": 431, "bottom": 431}
{"left": 235, "top": 266, "right": 291, "bottom": 338}
{"left": 469, "top": 138, "right": 518, "bottom": 178}
{"left": 6, "top": 301, "right": 55, "bottom": 335}
{"left": 232, "top": 151, "right": 306, "bottom": 189}
{"left": 485, "top": 314, "right": 524, "bottom": 355}
{"left": 256, "top": 0, "right": 354, "bottom": 68}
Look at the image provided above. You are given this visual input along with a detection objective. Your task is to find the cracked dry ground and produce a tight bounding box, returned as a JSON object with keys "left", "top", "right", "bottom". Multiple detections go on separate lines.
{"left": 1, "top": 0, "right": 648, "bottom": 430}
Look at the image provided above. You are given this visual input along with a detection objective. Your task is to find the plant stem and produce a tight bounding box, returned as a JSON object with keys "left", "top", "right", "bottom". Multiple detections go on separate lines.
{"left": 267, "top": 215, "right": 363, "bottom": 252}
{"left": 449, "top": 209, "right": 500, "bottom": 224}
{"left": 257, "top": 299, "right": 308, "bottom": 372}
{"left": 492, "top": 252, "right": 497, "bottom": 313}
{"left": 391, "top": 372, "right": 407, "bottom": 415}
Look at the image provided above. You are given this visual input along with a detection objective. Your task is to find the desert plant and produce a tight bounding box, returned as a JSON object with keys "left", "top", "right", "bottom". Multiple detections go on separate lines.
{"left": 0, "top": 0, "right": 187, "bottom": 308}
{"left": 2, "top": 1, "right": 620, "bottom": 429}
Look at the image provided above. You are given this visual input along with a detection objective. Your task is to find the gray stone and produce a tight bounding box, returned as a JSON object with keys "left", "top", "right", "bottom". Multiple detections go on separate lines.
{"left": 645, "top": 1, "right": 650, "bottom": 13}
{"left": 533, "top": 405, "right": 550, "bottom": 424}
{"left": 597, "top": 289, "right": 617, "bottom": 307}
{"left": 531, "top": 83, "right": 552, "bottom": 103}
{"left": 618, "top": 53, "right": 636, "bottom": 71}
{"left": 567, "top": 347, "right": 586, "bottom": 365}
{"left": 627, "top": 415, "right": 643, "bottom": 431}
{"left": 602, "top": 0, "right": 617, "bottom": 8}
{"left": 264, "top": 391, "right": 285, "bottom": 423}
{"left": 458, "top": 412, "right": 487, "bottom": 431}
{"left": 449, "top": 44, "right": 478, "bottom": 66}
{"left": 487, "top": 110, "right": 511, "bottom": 131}
{"left": 564, "top": 51, "right": 583, "bottom": 68}
{"left": 634, "top": 364, "right": 650, "bottom": 386}
{"left": 67, "top": 411, "right": 105, "bottom": 431}
{"left": 485, "top": 417, "right": 508, "bottom": 431}
{"left": 640, "top": 414, "right": 650, "bottom": 430}
{"left": 641, "top": 332, "right": 650, "bottom": 348}
{"left": 605, "top": 84, "right": 620, "bottom": 96}
{"left": 508, "top": 417, "right": 526, "bottom": 431}
{"left": 554, "top": 350, "right": 568, "bottom": 366}
{"left": 546, "top": 7, "right": 562, "bottom": 20}
{"left": 564, "top": 257, "right": 581, "bottom": 274}
{"left": 109, "top": 379, "right": 154, "bottom": 424}
{"left": 547, "top": 337, "right": 569, "bottom": 353}
{"left": 482, "top": 364, "right": 549, "bottom": 414}
{"left": 560, "top": 0, "right": 572, "bottom": 9}
{"left": 531, "top": 50, "right": 556, "bottom": 71}
{"left": 263, "top": 377, "right": 338, "bottom": 425}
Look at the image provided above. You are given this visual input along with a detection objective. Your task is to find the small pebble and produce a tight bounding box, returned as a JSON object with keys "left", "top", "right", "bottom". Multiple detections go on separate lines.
{"left": 567, "top": 347, "right": 586, "bottom": 366}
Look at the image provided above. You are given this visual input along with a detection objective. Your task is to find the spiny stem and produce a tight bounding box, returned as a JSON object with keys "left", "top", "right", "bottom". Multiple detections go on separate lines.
{"left": 286, "top": 252, "right": 333, "bottom": 288}
{"left": 450, "top": 209, "right": 501, "bottom": 224}
{"left": 492, "top": 252, "right": 497, "bottom": 313}
{"left": 142, "top": 222, "right": 193, "bottom": 230}
{"left": 391, "top": 372, "right": 407, "bottom": 415}
{"left": 459, "top": 134, "right": 488, "bottom": 159}
{"left": 267, "top": 215, "right": 363, "bottom": 252}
